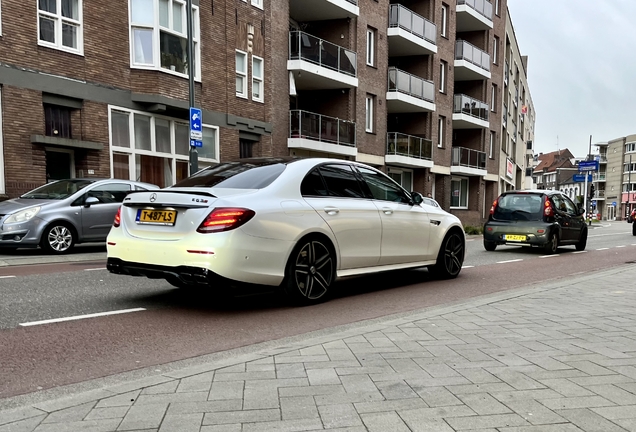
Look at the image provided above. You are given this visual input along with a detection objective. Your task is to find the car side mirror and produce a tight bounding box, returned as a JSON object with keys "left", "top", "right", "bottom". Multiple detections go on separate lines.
{"left": 410, "top": 192, "right": 424, "bottom": 206}
{"left": 578, "top": 207, "right": 586, "bottom": 216}
{"left": 84, "top": 196, "right": 100, "bottom": 207}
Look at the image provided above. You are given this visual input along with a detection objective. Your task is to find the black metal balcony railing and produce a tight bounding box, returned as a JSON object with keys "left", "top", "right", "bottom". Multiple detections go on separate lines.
{"left": 289, "top": 31, "right": 357, "bottom": 77}
{"left": 453, "top": 94, "right": 489, "bottom": 121}
{"left": 389, "top": 4, "right": 437, "bottom": 45}
{"left": 452, "top": 147, "right": 487, "bottom": 169}
{"left": 387, "top": 67, "right": 435, "bottom": 103}
{"left": 457, "top": 0, "right": 493, "bottom": 20}
{"left": 455, "top": 40, "right": 490, "bottom": 72}
{"left": 289, "top": 110, "right": 356, "bottom": 147}
{"left": 386, "top": 132, "right": 433, "bottom": 160}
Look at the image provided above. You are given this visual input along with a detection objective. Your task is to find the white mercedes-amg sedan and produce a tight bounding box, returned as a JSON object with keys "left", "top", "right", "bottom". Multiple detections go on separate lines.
{"left": 106, "top": 157, "right": 465, "bottom": 305}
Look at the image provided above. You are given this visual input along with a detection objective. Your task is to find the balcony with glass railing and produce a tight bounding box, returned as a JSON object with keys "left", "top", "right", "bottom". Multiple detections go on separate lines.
{"left": 452, "top": 94, "right": 489, "bottom": 129}
{"left": 289, "top": 0, "right": 358, "bottom": 22}
{"left": 451, "top": 147, "right": 487, "bottom": 176}
{"left": 288, "top": 31, "right": 358, "bottom": 90}
{"left": 456, "top": 0, "right": 493, "bottom": 31}
{"left": 593, "top": 173, "right": 607, "bottom": 182}
{"left": 388, "top": 4, "right": 437, "bottom": 56}
{"left": 598, "top": 155, "right": 608, "bottom": 163}
{"left": 385, "top": 132, "right": 434, "bottom": 168}
{"left": 454, "top": 40, "right": 491, "bottom": 81}
{"left": 288, "top": 110, "right": 357, "bottom": 157}
{"left": 386, "top": 67, "right": 435, "bottom": 113}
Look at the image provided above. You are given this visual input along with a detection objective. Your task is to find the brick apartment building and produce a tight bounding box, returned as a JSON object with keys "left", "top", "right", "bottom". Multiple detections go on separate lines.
{"left": 0, "top": 0, "right": 535, "bottom": 227}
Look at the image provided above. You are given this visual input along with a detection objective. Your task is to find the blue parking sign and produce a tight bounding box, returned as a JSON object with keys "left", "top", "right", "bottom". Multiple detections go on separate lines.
{"left": 189, "top": 107, "right": 202, "bottom": 141}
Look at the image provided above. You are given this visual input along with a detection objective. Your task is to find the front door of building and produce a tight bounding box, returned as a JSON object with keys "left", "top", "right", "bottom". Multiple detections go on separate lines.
{"left": 607, "top": 204, "right": 615, "bottom": 221}
{"left": 46, "top": 149, "right": 74, "bottom": 182}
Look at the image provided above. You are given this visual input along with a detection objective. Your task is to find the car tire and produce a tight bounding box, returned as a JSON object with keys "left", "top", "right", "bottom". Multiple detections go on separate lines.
{"left": 429, "top": 229, "right": 465, "bottom": 280}
{"left": 543, "top": 232, "right": 558, "bottom": 255}
{"left": 284, "top": 236, "right": 335, "bottom": 306}
{"left": 40, "top": 222, "right": 76, "bottom": 254}
{"left": 633, "top": 222, "right": 636, "bottom": 236}
{"left": 575, "top": 227, "right": 588, "bottom": 251}
{"left": 483, "top": 240, "right": 497, "bottom": 251}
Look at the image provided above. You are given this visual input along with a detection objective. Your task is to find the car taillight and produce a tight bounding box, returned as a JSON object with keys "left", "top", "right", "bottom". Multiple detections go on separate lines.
{"left": 490, "top": 199, "right": 498, "bottom": 215}
{"left": 113, "top": 207, "right": 122, "bottom": 227}
{"left": 197, "top": 207, "right": 255, "bottom": 233}
{"left": 544, "top": 198, "right": 554, "bottom": 217}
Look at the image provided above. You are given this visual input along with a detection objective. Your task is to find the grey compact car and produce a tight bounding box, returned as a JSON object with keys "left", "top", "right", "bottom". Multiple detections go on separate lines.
{"left": 0, "top": 179, "right": 159, "bottom": 254}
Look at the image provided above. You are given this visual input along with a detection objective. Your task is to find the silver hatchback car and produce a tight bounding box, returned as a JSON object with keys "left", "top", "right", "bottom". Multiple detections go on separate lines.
{"left": 0, "top": 179, "right": 158, "bottom": 254}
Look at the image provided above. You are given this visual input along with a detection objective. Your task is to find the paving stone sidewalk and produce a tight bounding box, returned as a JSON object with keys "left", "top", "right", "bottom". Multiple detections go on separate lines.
{"left": 2, "top": 265, "right": 636, "bottom": 432}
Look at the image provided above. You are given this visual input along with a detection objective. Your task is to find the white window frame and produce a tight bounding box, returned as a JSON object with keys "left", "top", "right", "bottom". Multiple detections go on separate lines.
{"left": 493, "top": 36, "right": 498, "bottom": 65}
{"left": 495, "top": 0, "right": 500, "bottom": 16}
{"left": 365, "top": 95, "right": 374, "bottom": 133}
{"left": 129, "top": 0, "right": 201, "bottom": 81}
{"left": 251, "top": 0, "right": 263, "bottom": 10}
{"left": 0, "top": 90, "right": 4, "bottom": 195}
{"left": 251, "top": 55, "right": 264, "bottom": 103}
{"left": 450, "top": 177, "right": 469, "bottom": 209}
{"left": 438, "top": 116, "right": 444, "bottom": 148}
{"left": 441, "top": 4, "right": 448, "bottom": 38}
{"left": 439, "top": 61, "right": 446, "bottom": 93}
{"left": 107, "top": 106, "right": 219, "bottom": 185}
{"left": 366, "top": 28, "right": 376, "bottom": 67}
{"left": 491, "top": 84, "right": 496, "bottom": 112}
{"left": 489, "top": 131, "right": 495, "bottom": 159}
{"left": 236, "top": 49, "right": 248, "bottom": 98}
{"left": 37, "top": 0, "right": 84, "bottom": 55}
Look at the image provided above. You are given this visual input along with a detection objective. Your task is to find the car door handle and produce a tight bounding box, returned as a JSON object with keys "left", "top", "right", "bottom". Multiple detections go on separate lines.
{"left": 382, "top": 207, "right": 393, "bottom": 215}
{"left": 323, "top": 207, "right": 339, "bottom": 215}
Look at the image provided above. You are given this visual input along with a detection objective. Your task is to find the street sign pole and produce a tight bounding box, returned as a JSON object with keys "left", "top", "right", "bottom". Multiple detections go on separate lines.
{"left": 186, "top": 0, "right": 198, "bottom": 175}
{"left": 583, "top": 175, "right": 588, "bottom": 224}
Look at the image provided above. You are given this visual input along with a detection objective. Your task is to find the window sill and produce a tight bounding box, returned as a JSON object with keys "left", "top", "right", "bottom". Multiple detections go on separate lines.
{"left": 130, "top": 65, "right": 202, "bottom": 83}
{"left": 236, "top": 93, "right": 249, "bottom": 100}
{"left": 450, "top": 206, "right": 468, "bottom": 210}
{"left": 38, "top": 40, "right": 84, "bottom": 57}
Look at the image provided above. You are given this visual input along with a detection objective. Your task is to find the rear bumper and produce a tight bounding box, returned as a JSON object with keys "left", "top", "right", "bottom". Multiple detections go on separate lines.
{"left": 483, "top": 222, "right": 552, "bottom": 246}
{"left": 107, "top": 258, "right": 231, "bottom": 287}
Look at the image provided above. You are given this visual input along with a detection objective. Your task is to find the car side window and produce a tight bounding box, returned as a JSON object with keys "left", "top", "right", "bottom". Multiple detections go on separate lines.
{"left": 355, "top": 166, "right": 411, "bottom": 204}
{"left": 300, "top": 169, "right": 329, "bottom": 197}
{"left": 551, "top": 195, "right": 567, "bottom": 214}
{"left": 87, "top": 183, "right": 131, "bottom": 204}
{"left": 562, "top": 195, "right": 578, "bottom": 215}
{"left": 315, "top": 165, "right": 365, "bottom": 198}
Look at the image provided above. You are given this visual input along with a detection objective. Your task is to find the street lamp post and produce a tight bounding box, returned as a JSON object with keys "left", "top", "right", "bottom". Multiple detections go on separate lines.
{"left": 186, "top": 0, "right": 198, "bottom": 175}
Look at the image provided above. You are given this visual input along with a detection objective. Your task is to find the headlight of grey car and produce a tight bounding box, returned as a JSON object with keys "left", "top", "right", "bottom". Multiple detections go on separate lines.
{"left": 4, "top": 206, "right": 41, "bottom": 224}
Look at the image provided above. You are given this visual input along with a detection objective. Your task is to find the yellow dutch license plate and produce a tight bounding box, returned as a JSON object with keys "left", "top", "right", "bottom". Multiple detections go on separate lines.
{"left": 505, "top": 234, "right": 527, "bottom": 242}
{"left": 135, "top": 209, "right": 177, "bottom": 226}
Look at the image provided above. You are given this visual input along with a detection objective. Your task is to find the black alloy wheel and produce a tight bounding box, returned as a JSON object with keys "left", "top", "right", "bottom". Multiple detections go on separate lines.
{"left": 285, "top": 238, "right": 335, "bottom": 305}
{"left": 430, "top": 230, "right": 465, "bottom": 279}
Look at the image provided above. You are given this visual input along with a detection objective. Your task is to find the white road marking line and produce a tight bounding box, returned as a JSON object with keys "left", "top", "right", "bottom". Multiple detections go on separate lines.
{"left": 616, "top": 245, "right": 627, "bottom": 248}
{"left": 596, "top": 248, "right": 609, "bottom": 251}
{"left": 496, "top": 259, "right": 523, "bottom": 264}
{"left": 632, "top": 244, "right": 636, "bottom": 246}
{"left": 0, "top": 275, "right": 16, "bottom": 279}
{"left": 462, "top": 265, "right": 474, "bottom": 269}
{"left": 19, "top": 308, "right": 146, "bottom": 327}
{"left": 573, "top": 251, "right": 588, "bottom": 254}
{"left": 84, "top": 267, "right": 106, "bottom": 271}
{"left": 539, "top": 255, "right": 560, "bottom": 258}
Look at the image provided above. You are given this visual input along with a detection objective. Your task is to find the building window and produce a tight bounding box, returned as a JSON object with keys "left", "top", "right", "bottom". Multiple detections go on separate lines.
{"left": 366, "top": 27, "right": 376, "bottom": 66}
{"left": 627, "top": 142, "right": 636, "bottom": 153}
{"left": 109, "top": 106, "right": 218, "bottom": 188}
{"left": 236, "top": 50, "right": 248, "bottom": 98}
{"left": 441, "top": 4, "right": 448, "bottom": 38}
{"left": 44, "top": 105, "right": 72, "bottom": 139}
{"left": 491, "top": 84, "right": 497, "bottom": 112}
{"left": 439, "top": 61, "right": 447, "bottom": 93}
{"left": 438, "top": 116, "right": 445, "bottom": 148}
{"left": 388, "top": 168, "right": 413, "bottom": 192}
{"left": 365, "top": 94, "right": 375, "bottom": 133}
{"left": 38, "top": 0, "right": 83, "bottom": 54}
{"left": 489, "top": 131, "right": 495, "bottom": 159}
{"left": 252, "top": 55, "right": 264, "bottom": 102}
{"left": 240, "top": 139, "right": 255, "bottom": 158}
{"left": 129, "top": 0, "right": 200, "bottom": 79}
{"left": 495, "top": 0, "right": 500, "bottom": 16}
{"left": 493, "top": 36, "right": 499, "bottom": 65}
{"left": 451, "top": 177, "right": 469, "bottom": 209}
{"left": 251, "top": 0, "right": 263, "bottom": 9}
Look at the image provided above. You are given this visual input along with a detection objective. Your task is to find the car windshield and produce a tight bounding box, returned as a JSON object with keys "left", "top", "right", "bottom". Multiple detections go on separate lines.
{"left": 173, "top": 159, "right": 290, "bottom": 189}
{"left": 20, "top": 179, "right": 95, "bottom": 200}
{"left": 493, "top": 193, "right": 544, "bottom": 221}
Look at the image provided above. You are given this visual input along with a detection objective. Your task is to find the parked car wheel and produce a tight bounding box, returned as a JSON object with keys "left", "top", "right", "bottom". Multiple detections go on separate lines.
{"left": 40, "top": 222, "right": 76, "bottom": 254}
{"left": 284, "top": 236, "right": 335, "bottom": 306}
{"left": 575, "top": 227, "right": 588, "bottom": 251}
{"left": 633, "top": 222, "right": 636, "bottom": 236}
{"left": 429, "top": 230, "right": 465, "bottom": 279}
{"left": 543, "top": 232, "right": 559, "bottom": 255}
{"left": 483, "top": 240, "right": 497, "bottom": 251}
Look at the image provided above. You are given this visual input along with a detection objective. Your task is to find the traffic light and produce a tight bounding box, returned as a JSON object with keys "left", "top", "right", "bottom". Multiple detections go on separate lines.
{"left": 589, "top": 184, "right": 595, "bottom": 200}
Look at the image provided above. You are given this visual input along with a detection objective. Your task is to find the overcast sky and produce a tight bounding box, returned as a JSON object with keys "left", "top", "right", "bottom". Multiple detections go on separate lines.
{"left": 506, "top": 0, "right": 636, "bottom": 157}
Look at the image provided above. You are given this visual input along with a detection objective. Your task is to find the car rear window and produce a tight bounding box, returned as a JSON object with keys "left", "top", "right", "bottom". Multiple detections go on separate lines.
{"left": 173, "top": 160, "right": 287, "bottom": 189}
{"left": 493, "top": 193, "right": 544, "bottom": 221}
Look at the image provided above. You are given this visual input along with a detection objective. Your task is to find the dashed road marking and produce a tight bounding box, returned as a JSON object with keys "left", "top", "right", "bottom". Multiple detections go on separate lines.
{"left": 0, "top": 275, "right": 16, "bottom": 279}
{"left": 573, "top": 251, "right": 588, "bottom": 254}
{"left": 596, "top": 248, "right": 609, "bottom": 251}
{"left": 616, "top": 245, "right": 627, "bottom": 248}
{"left": 19, "top": 308, "right": 146, "bottom": 327}
{"left": 496, "top": 259, "right": 523, "bottom": 264}
{"left": 539, "top": 255, "right": 560, "bottom": 258}
{"left": 462, "top": 265, "right": 474, "bottom": 269}
{"left": 84, "top": 268, "right": 106, "bottom": 271}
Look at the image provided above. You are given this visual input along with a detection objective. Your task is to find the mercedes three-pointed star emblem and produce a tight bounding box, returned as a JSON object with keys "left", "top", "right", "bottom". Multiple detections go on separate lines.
{"left": 149, "top": 193, "right": 157, "bottom": 203}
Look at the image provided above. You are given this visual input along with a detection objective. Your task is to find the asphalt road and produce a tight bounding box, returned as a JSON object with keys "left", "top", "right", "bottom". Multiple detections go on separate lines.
{"left": 0, "top": 222, "right": 634, "bottom": 399}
